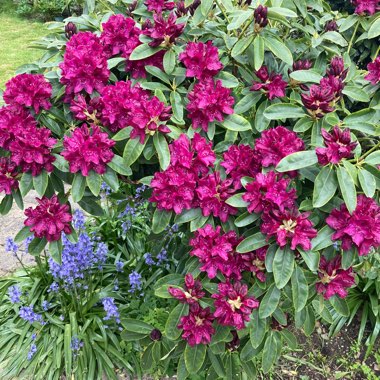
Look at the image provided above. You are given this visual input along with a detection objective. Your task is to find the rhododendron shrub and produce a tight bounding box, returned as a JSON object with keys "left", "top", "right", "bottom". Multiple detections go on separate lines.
{"left": 1, "top": 0, "right": 380, "bottom": 376}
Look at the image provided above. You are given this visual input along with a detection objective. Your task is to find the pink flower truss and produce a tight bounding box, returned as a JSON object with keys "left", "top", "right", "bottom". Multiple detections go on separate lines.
{"left": 326, "top": 195, "right": 380, "bottom": 256}
{"left": 352, "top": 0, "right": 380, "bottom": 15}
{"left": 316, "top": 126, "right": 357, "bottom": 165}
{"left": 240, "top": 247, "right": 268, "bottom": 282}
{"left": 100, "top": 81, "right": 150, "bottom": 132}
{"left": 301, "top": 83, "right": 335, "bottom": 118}
{"left": 189, "top": 225, "right": 244, "bottom": 279}
{"left": 100, "top": 14, "right": 141, "bottom": 58}
{"left": 0, "top": 158, "right": 19, "bottom": 195}
{"left": 242, "top": 172, "right": 297, "bottom": 214}
{"left": 130, "top": 96, "right": 172, "bottom": 143}
{"left": 315, "top": 255, "right": 355, "bottom": 300}
{"left": 254, "top": 126, "right": 305, "bottom": 168}
{"left": 250, "top": 66, "right": 287, "bottom": 100}
{"left": 0, "top": 105, "right": 37, "bottom": 149}
{"left": 60, "top": 32, "right": 110, "bottom": 99}
{"left": 168, "top": 274, "right": 205, "bottom": 304}
{"left": 196, "top": 172, "right": 237, "bottom": 222}
{"left": 221, "top": 144, "right": 262, "bottom": 189}
{"left": 178, "top": 303, "right": 215, "bottom": 346}
{"left": 149, "top": 166, "right": 197, "bottom": 214}
{"left": 365, "top": 56, "right": 380, "bottom": 85}
{"left": 143, "top": 12, "right": 185, "bottom": 47}
{"left": 61, "top": 125, "right": 115, "bottom": 176}
{"left": 3, "top": 74, "right": 52, "bottom": 114}
{"left": 169, "top": 133, "right": 215, "bottom": 175}
{"left": 9, "top": 125, "right": 56, "bottom": 176}
{"left": 187, "top": 78, "right": 235, "bottom": 132}
{"left": 212, "top": 281, "right": 259, "bottom": 330}
{"left": 261, "top": 209, "right": 317, "bottom": 250}
{"left": 145, "top": 0, "right": 175, "bottom": 13}
{"left": 179, "top": 41, "right": 223, "bottom": 80}
{"left": 24, "top": 195, "right": 72, "bottom": 242}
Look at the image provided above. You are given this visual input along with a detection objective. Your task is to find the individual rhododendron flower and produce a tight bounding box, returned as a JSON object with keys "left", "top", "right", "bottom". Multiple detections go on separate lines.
{"left": 326, "top": 57, "right": 348, "bottom": 81}
{"left": 196, "top": 172, "right": 237, "bottom": 222}
{"left": 301, "top": 83, "right": 335, "bottom": 118}
{"left": 0, "top": 158, "right": 19, "bottom": 195}
{"left": 143, "top": 12, "right": 185, "bottom": 47}
{"left": 61, "top": 125, "right": 115, "bottom": 176}
{"left": 145, "top": 0, "right": 175, "bottom": 13}
{"left": 261, "top": 209, "right": 317, "bottom": 250}
{"left": 250, "top": 66, "right": 287, "bottom": 100}
{"left": 242, "top": 172, "right": 297, "bottom": 214}
{"left": 253, "top": 5, "right": 268, "bottom": 31}
{"left": 24, "top": 195, "right": 72, "bottom": 241}
{"left": 187, "top": 78, "right": 235, "bottom": 132}
{"left": 316, "top": 126, "right": 357, "bottom": 165}
{"left": 179, "top": 41, "right": 223, "bottom": 80}
{"left": 178, "top": 303, "right": 215, "bottom": 346}
{"left": 100, "top": 14, "right": 141, "bottom": 58}
{"left": 221, "top": 144, "right": 262, "bottom": 189}
{"left": 352, "top": 0, "right": 380, "bottom": 15}
{"left": 9, "top": 125, "right": 56, "bottom": 176}
{"left": 3, "top": 74, "right": 52, "bottom": 114}
{"left": 0, "top": 106, "right": 37, "bottom": 149}
{"left": 315, "top": 256, "right": 355, "bottom": 300}
{"left": 175, "top": 0, "right": 201, "bottom": 15}
{"left": 168, "top": 274, "right": 205, "bottom": 304}
{"left": 100, "top": 81, "right": 150, "bottom": 132}
{"left": 150, "top": 166, "right": 197, "bottom": 213}
{"left": 70, "top": 95, "right": 102, "bottom": 122}
{"left": 212, "top": 281, "right": 259, "bottom": 330}
{"left": 60, "top": 32, "right": 110, "bottom": 99}
{"left": 169, "top": 133, "right": 215, "bottom": 175}
{"left": 189, "top": 225, "right": 244, "bottom": 279}
{"left": 241, "top": 247, "right": 268, "bottom": 282}
{"left": 325, "top": 20, "right": 338, "bottom": 31}
{"left": 130, "top": 97, "right": 172, "bottom": 143}
{"left": 326, "top": 195, "right": 380, "bottom": 256}
{"left": 254, "top": 126, "right": 305, "bottom": 169}
{"left": 365, "top": 56, "right": 380, "bottom": 85}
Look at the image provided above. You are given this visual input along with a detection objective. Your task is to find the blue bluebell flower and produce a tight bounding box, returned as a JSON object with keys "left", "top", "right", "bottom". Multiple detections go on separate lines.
{"left": 8, "top": 285, "right": 22, "bottom": 304}
{"left": 19, "top": 306, "right": 44, "bottom": 324}
{"left": 27, "top": 343, "right": 37, "bottom": 360}
{"left": 129, "top": 271, "right": 142, "bottom": 292}
{"left": 102, "top": 297, "right": 120, "bottom": 324}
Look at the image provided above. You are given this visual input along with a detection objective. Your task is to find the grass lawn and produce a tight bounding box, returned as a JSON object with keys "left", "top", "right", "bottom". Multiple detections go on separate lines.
{"left": 0, "top": 12, "right": 47, "bottom": 90}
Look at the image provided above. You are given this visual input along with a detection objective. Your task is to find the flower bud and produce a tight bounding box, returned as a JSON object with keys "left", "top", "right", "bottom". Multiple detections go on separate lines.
{"left": 254, "top": 5, "right": 268, "bottom": 31}
{"left": 325, "top": 20, "right": 338, "bottom": 31}
{"left": 65, "top": 22, "right": 77, "bottom": 39}
{"left": 126, "top": 1, "right": 137, "bottom": 16}
{"left": 150, "top": 329, "right": 162, "bottom": 341}
{"left": 226, "top": 331, "right": 240, "bottom": 351}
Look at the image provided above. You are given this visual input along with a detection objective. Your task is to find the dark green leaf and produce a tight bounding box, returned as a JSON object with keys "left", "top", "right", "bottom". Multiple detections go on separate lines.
{"left": 259, "top": 284, "right": 281, "bottom": 318}
{"left": 263, "top": 103, "right": 305, "bottom": 120}
{"left": 103, "top": 168, "right": 120, "bottom": 192}
{"left": 263, "top": 36, "right": 293, "bottom": 65}
{"left": 86, "top": 171, "right": 102, "bottom": 196}
{"left": 112, "top": 127, "right": 131, "bottom": 141}
{"left": 33, "top": 170, "right": 48, "bottom": 196}
{"left": 121, "top": 319, "right": 154, "bottom": 334}
{"left": 72, "top": 174, "right": 86, "bottom": 203}
{"left": 273, "top": 245, "right": 294, "bottom": 289}
{"left": 28, "top": 237, "right": 47, "bottom": 256}
{"left": 123, "top": 138, "right": 147, "bottom": 166}
{"left": 262, "top": 332, "right": 278, "bottom": 373}
{"left": 163, "top": 49, "right": 176, "bottom": 74}
{"left": 311, "top": 225, "right": 335, "bottom": 251}
{"left": 152, "top": 209, "right": 172, "bottom": 234}
{"left": 291, "top": 266, "right": 309, "bottom": 312}
{"left": 250, "top": 311, "right": 266, "bottom": 348}
{"left": 236, "top": 232, "right": 267, "bottom": 253}
{"left": 253, "top": 35, "right": 264, "bottom": 71}
{"left": 165, "top": 303, "right": 188, "bottom": 341}
{"left": 153, "top": 133, "right": 170, "bottom": 170}
{"left": 358, "top": 169, "right": 376, "bottom": 198}
{"left": 184, "top": 344, "right": 206, "bottom": 374}
{"left": 14, "top": 226, "right": 33, "bottom": 243}
{"left": 313, "top": 166, "right": 338, "bottom": 207}
{"left": 108, "top": 155, "right": 132, "bottom": 176}
{"left": 129, "top": 44, "right": 162, "bottom": 60}
{"left": 337, "top": 166, "right": 357, "bottom": 214}
{"left": 221, "top": 114, "right": 251, "bottom": 131}
{"left": 330, "top": 296, "right": 349, "bottom": 317}
{"left": 276, "top": 150, "right": 318, "bottom": 172}
{"left": 225, "top": 193, "right": 249, "bottom": 207}
{"left": 49, "top": 240, "right": 62, "bottom": 264}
